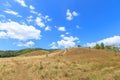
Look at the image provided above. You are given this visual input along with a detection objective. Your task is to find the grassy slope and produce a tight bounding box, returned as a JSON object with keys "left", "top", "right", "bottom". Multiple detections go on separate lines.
{"left": 0, "top": 48, "right": 120, "bottom": 80}
{"left": 19, "top": 48, "right": 60, "bottom": 57}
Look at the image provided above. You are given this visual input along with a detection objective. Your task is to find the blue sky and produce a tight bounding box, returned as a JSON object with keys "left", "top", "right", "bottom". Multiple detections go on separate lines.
{"left": 0, "top": 0, "right": 120, "bottom": 50}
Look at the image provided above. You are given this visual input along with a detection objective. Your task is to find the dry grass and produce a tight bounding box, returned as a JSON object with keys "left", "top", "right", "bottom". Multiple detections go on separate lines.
{"left": 0, "top": 48, "right": 120, "bottom": 80}
{"left": 19, "top": 50, "right": 49, "bottom": 56}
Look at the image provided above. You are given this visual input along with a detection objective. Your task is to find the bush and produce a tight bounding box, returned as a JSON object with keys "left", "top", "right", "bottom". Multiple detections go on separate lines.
{"left": 94, "top": 43, "right": 119, "bottom": 51}
{"left": 94, "top": 44, "right": 100, "bottom": 49}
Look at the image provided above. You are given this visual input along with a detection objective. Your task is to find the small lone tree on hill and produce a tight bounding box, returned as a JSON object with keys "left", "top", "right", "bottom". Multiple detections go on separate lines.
{"left": 77, "top": 44, "right": 81, "bottom": 48}
{"left": 100, "top": 43, "right": 105, "bottom": 49}
{"left": 94, "top": 44, "right": 100, "bottom": 49}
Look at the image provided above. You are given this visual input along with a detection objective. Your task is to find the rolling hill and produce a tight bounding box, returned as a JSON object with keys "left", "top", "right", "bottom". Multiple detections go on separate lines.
{"left": 0, "top": 48, "right": 120, "bottom": 80}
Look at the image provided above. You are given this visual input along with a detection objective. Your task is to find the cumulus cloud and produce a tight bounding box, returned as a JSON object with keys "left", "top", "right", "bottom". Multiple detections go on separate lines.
{"left": 35, "top": 17, "right": 45, "bottom": 27}
{"left": 58, "top": 27, "right": 66, "bottom": 32}
{"left": 29, "top": 5, "right": 35, "bottom": 10}
{"left": 0, "top": 14, "right": 5, "bottom": 18}
{"left": 4, "top": 10, "right": 18, "bottom": 15}
{"left": 17, "top": 41, "right": 35, "bottom": 47}
{"left": 44, "top": 15, "right": 52, "bottom": 22}
{"left": 4, "top": 9, "right": 22, "bottom": 17}
{"left": 0, "top": 32, "right": 7, "bottom": 38}
{"left": 50, "top": 35, "right": 79, "bottom": 49}
{"left": 65, "top": 32, "right": 69, "bottom": 35}
{"left": 57, "top": 35, "right": 79, "bottom": 48}
{"left": 33, "top": 13, "right": 51, "bottom": 31}
{"left": 72, "top": 11, "right": 79, "bottom": 16}
{"left": 66, "top": 9, "right": 72, "bottom": 21}
{"left": 30, "top": 10, "right": 38, "bottom": 14}
{"left": 29, "top": 5, "right": 37, "bottom": 15}
{"left": 0, "top": 21, "right": 41, "bottom": 41}
{"left": 86, "top": 36, "right": 120, "bottom": 47}
{"left": 27, "top": 16, "right": 33, "bottom": 23}
{"left": 50, "top": 42, "right": 58, "bottom": 49}
{"left": 66, "top": 9, "right": 79, "bottom": 21}
{"left": 60, "top": 34, "right": 65, "bottom": 37}
{"left": 45, "top": 26, "right": 51, "bottom": 31}
{"left": 15, "top": 0, "right": 27, "bottom": 7}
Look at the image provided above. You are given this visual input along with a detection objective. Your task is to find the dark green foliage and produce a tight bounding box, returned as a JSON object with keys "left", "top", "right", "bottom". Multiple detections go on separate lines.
{"left": 0, "top": 50, "right": 19, "bottom": 57}
{"left": 94, "top": 44, "right": 100, "bottom": 49}
{"left": 104, "top": 46, "right": 112, "bottom": 50}
{"left": 77, "top": 44, "right": 81, "bottom": 47}
{"left": 100, "top": 43, "right": 104, "bottom": 49}
{"left": 104, "top": 45, "right": 118, "bottom": 51}
{"left": 0, "top": 48, "right": 59, "bottom": 58}
{"left": 16, "top": 48, "right": 44, "bottom": 55}
{"left": 94, "top": 43, "right": 119, "bottom": 51}
{"left": 112, "top": 46, "right": 119, "bottom": 51}
{"left": 94, "top": 43, "right": 107, "bottom": 49}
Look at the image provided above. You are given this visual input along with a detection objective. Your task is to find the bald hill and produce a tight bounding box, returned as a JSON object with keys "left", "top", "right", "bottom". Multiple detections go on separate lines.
{"left": 0, "top": 48, "right": 120, "bottom": 80}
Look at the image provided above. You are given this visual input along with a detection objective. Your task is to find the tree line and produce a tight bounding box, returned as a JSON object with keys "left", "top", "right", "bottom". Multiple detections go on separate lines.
{"left": 93, "top": 43, "right": 119, "bottom": 51}
{"left": 0, "top": 48, "right": 59, "bottom": 58}
{"left": 0, "top": 48, "right": 44, "bottom": 58}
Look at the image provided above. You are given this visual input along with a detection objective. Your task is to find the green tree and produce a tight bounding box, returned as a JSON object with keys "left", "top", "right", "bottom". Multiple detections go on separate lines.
{"left": 104, "top": 45, "right": 112, "bottom": 50}
{"left": 100, "top": 43, "right": 104, "bottom": 49}
{"left": 112, "top": 46, "right": 119, "bottom": 51}
{"left": 77, "top": 44, "right": 81, "bottom": 47}
{"left": 94, "top": 44, "right": 100, "bottom": 49}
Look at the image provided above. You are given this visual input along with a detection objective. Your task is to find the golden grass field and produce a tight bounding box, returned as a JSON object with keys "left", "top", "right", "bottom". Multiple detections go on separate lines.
{"left": 0, "top": 48, "right": 120, "bottom": 80}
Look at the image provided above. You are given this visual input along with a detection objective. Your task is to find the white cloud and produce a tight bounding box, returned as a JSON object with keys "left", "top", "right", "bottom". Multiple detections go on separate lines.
{"left": 28, "top": 16, "right": 33, "bottom": 19}
{"left": 34, "top": 14, "right": 51, "bottom": 30}
{"left": 86, "top": 36, "right": 120, "bottom": 47}
{"left": 30, "top": 10, "right": 38, "bottom": 14}
{"left": 4, "top": 9, "right": 22, "bottom": 17}
{"left": 65, "top": 32, "right": 69, "bottom": 35}
{"left": 50, "top": 35, "right": 79, "bottom": 49}
{"left": 0, "top": 21, "right": 41, "bottom": 41}
{"left": 57, "top": 35, "right": 79, "bottom": 48}
{"left": 4, "top": 10, "right": 18, "bottom": 15}
{"left": 0, "top": 14, "right": 5, "bottom": 18}
{"left": 44, "top": 15, "right": 52, "bottom": 22}
{"left": 58, "top": 27, "right": 66, "bottom": 32}
{"left": 27, "top": 16, "right": 33, "bottom": 23}
{"left": 45, "top": 26, "right": 51, "bottom": 31}
{"left": 0, "top": 32, "right": 7, "bottom": 38}
{"left": 51, "top": 46, "right": 58, "bottom": 49}
{"left": 60, "top": 34, "right": 65, "bottom": 37}
{"left": 29, "top": 5, "right": 35, "bottom": 10}
{"left": 36, "top": 17, "right": 45, "bottom": 27}
{"left": 17, "top": 41, "right": 35, "bottom": 47}
{"left": 50, "top": 42, "right": 58, "bottom": 49}
{"left": 61, "top": 36, "right": 79, "bottom": 42}
{"left": 66, "top": 9, "right": 73, "bottom": 21}
{"left": 15, "top": 0, "right": 27, "bottom": 7}
{"left": 66, "top": 9, "right": 79, "bottom": 21}
{"left": 72, "top": 11, "right": 79, "bottom": 16}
